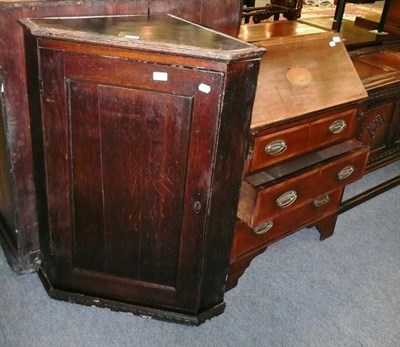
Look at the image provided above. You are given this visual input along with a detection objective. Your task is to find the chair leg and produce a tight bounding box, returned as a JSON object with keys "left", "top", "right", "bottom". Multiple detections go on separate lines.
{"left": 333, "top": 0, "right": 346, "bottom": 31}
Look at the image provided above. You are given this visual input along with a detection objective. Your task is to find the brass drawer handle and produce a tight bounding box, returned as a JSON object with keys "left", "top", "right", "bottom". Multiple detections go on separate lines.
{"left": 276, "top": 190, "right": 298, "bottom": 208}
{"left": 313, "top": 195, "right": 331, "bottom": 208}
{"left": 337, "top": 165, "right": 355, "bottom": 180}
{"left": 253, "top": 220, "right": 274, "bottom": 235}
{"left": 264, "top": 139, "right": 287, "bottom": 156}
{"left": 329, "top": 119, "right": 347, "bottom": 134}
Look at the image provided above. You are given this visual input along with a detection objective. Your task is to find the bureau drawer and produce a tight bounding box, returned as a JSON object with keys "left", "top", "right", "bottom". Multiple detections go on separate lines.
{"left": 238, "top": 140, "right": 369, "bottom": 230}
{"left": 232, "top": 188, "right": 343, "bottom": 260}
{"left": 249, "top": 108, "right": 357, "bottom": 172}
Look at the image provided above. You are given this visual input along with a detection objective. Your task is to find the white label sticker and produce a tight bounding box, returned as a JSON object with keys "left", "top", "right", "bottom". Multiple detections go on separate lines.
{"left": 153, "top": 72, "right": 168, "bottom": 81}
{"left": 198, "top": 83, "right": 211, "bottom": 94}
{"left": 329, "top": 41, "right": 336, "bottom": 47}
{"left": 124, "top": 34, "right": 140, "bottom": 40}
{"left": 333, "top": 36, "right": 341, "bottom": 42}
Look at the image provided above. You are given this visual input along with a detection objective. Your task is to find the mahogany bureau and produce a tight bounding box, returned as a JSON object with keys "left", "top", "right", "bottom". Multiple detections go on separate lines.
{"left": 228, "top": 22, "right": 370, "bottom": 289}
{"left": 21, "top": 14, "right": 263, "bottom": 324}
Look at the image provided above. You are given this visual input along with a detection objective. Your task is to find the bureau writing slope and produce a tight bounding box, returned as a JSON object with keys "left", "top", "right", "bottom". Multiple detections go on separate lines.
{"left": 21, "top": 14, "right": 264, "bottom": 324}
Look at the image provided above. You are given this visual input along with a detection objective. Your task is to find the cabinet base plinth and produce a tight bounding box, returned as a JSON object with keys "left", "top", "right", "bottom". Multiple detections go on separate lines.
{"left": 0, "top": 223, "right": 39, "bottom": 274}
{"left": 37, "top": 267, "right": 225, "bottom": 326}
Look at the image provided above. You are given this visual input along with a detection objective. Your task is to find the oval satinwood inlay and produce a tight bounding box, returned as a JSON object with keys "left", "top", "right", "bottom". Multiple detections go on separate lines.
{"left": 286, "top": 67, "right": 312, "bottom": 86}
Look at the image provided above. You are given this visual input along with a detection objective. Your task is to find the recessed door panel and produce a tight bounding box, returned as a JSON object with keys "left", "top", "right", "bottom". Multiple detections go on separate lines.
{"left": 69, "top": 80, "right": 192, "bottom": 288}
{"left": 39, "top": 49, "right": 224, "bottom": 310}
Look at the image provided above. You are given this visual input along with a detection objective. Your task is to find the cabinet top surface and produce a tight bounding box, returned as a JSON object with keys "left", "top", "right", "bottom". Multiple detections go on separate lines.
{"left": 350, "top": 42, "right": 400, "bottom": 90}
{"left": 0, "top": 0, "right": 116, "bottom": 5}
{"left": 0, "top": 0, "right": 44, "bottom": 3}
{"left": 239, "top": 21, "right": 327, "bottom": 44}
{"left": 20, "top": 14, "right": 265, "bottom": 61}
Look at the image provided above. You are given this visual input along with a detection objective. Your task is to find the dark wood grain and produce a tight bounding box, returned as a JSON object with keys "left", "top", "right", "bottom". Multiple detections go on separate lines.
{"left": 350, "top": 43, "right": 400, "bottom": 172}
{"left": 386, "top": 0, "right": 400, "bottom": 29}
{"left": 24, "top": 14, "right": 262, "bottom": 322}
{"left": 338, "top": 42, "right": 400, "bottom": 212}
{"left": 99, "top": 84, "right": 190, "bottom": 284}
{"left": 69, "top": 81, "right": 105, "bottom": 273}
{"left": 0, "top": 76, "right": 14, "bottom": 238}
{"left": 0, "top": 0, "right": 243, "bottom": 273}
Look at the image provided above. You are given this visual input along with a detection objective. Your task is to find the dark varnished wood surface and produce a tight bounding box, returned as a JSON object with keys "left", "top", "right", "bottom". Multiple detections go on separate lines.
{"left": 386, "top": 0, "right": 400, "bottom": 28}
{"left": 298, "top": 17, "right": 400, "bottom": 48}
{"left": 350, "top": 43, "right": 400, "bottom": 90}
{"left": 0, "top": 0, "right": 244, "bottom": 272}
{"left": 37, "top": 49, "right": 223, "bottom": 309}
{"left": 71, "top": 81, "right": 192, "bottom": 284}
{"left": 348, "top": 42, "right": 400, "bottom": 175}
{"left": 239, "top": 21, "right": 326, "bottom": 44}
{"left": 21, "top": 15, "right": 260, "bottom": 61}
{"left": 25, "top": 14, "right": 262, "bottom": 322}
{"left": 0, "top": 75, "right": 18, "bottom": 266}
{"left": 0, "top": 0, "right": 191, "bottom": 273}
{"left": 0, "top": 0, "right": 242, "bottom": 37}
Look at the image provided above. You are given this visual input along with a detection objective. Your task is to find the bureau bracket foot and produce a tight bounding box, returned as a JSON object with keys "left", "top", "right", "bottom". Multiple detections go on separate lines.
{"left": 226, "top": 246, "right": 268, "bottom": 291}
{"left": 315, "top": 213, "right": 338, "bottom": 241}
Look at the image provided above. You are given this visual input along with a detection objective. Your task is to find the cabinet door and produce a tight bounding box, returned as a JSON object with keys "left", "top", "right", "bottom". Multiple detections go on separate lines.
{"left": 38, "top": 49, "right": 224, "bottom": 311}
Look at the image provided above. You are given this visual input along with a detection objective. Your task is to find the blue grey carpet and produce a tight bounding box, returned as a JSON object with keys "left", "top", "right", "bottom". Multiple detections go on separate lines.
{"left": 1, "top": 162, "right": 399, "bottom": 347}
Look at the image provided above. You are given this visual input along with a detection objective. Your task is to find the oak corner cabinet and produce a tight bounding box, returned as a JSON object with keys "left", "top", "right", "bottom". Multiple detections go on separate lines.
{"left": 21, "top": 14, "right": 264, "bottom": 324}
{"left": 0, "top": 0, "right": 242, "bottom": 274}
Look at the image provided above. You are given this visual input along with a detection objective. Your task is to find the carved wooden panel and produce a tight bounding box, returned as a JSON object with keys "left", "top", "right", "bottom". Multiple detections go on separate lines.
{"left": 359, "top": 102, "right": 393, "bottom": 149}
{"left": 350, "top": 43, "right": 400, "bottom": 171}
